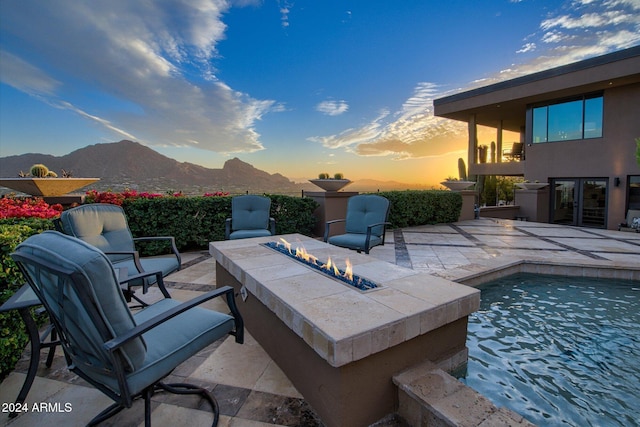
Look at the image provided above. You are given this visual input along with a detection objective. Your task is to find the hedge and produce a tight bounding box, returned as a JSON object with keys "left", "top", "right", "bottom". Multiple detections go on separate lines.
{"left": 121, "top": 194, "right": 320, "bottom": 253}
{"left": 0, "top": 218, "right": 54, "bottom": 381}
{"left": 377, "top": 190, "right": 462, "bottom": 228}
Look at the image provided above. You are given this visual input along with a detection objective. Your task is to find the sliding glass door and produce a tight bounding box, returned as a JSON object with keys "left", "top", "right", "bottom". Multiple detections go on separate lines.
{"left": 551, "top": 178, "right": 607, "bottom": 228}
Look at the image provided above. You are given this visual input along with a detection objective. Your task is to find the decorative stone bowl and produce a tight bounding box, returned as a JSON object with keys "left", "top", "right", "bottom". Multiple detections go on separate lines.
{"left": 515, "top": 182, "right": 549, "bottom": 190}
{"left": 0, "top": 178, "right": 100, "bottom": 196}
{"left": 309, "top": 179, "right": 352, "bottom": 192}
{"left": 440, "top": 180, "right": 476, "bottom": 191}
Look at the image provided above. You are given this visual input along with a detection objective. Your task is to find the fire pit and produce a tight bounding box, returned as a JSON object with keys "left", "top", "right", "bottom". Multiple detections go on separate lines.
{"left": 210, "top": 234, "right": 480, "bottom": 427}
{"left": 263, "top": 239, "right": 378, "bottom": 291}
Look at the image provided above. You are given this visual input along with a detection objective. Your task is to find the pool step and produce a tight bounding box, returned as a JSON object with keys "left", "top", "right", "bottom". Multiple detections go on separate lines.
{"left": 392, "top": 360, "right": 536, "bottom": 427}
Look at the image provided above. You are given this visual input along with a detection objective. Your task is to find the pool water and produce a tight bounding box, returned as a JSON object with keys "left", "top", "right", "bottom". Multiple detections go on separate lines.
{"left": 458, "top": 273, "right": 640, "bottom": 427}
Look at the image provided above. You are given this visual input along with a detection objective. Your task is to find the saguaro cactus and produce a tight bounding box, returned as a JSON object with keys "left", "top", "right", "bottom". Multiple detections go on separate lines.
{"left": 458, "top": 158, "right": 467, "bottom": 181}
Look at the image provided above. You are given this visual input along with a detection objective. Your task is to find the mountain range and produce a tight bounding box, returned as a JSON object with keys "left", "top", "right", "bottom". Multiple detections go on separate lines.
{"left": 0, "top": 140, "right": 430, "bottom": 195}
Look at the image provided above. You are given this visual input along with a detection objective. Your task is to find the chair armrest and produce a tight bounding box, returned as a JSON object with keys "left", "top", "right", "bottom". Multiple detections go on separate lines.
{"left": 269, "top": 217, "right": 276, "bottom": 235}
{"left": 104, "top": 250, "right": 145, "bottom": 277}
{"left": 104, "top": 286, "right": 243, "bottom": 353}
{"left": 365, "top": 221, "right": 392, "bottom": 233}
{"left": 365, "top": 222, "right": 392, "bottom": 247}
{"left": 118, "top": 269, "right": 163, "bottom": 286}
{"left": 225, "top": 218, "right": 232, "bottom": 240}
{"left": 324, "top": 219, "right": 346, "bottom": 242}
{"left": 132, "top": 236, "right": 181, "bottom": 269}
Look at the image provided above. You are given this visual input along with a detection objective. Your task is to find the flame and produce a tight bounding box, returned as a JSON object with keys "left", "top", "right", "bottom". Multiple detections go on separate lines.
{"left": 344, "top": 259, "right": 353, "bottom": 282}
{"left": 278, "top": 238, "right": 354, "bottom": 284}
{"left": 278, "top": 238, "right": 292, "bottom": 254}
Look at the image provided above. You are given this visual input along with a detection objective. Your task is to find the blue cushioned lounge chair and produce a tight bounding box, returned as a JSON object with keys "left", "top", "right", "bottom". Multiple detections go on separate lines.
{"left": 11, "top": 231, "right": 243, "bottom": 426}
{"left": 324, "top": 194, "right": 391, "bottom": 254}
{"left": 225, "top": 195, "right": 276, "bottom": 240}
{"left": 56, "top": 203, "right": 181, "bottom": 304}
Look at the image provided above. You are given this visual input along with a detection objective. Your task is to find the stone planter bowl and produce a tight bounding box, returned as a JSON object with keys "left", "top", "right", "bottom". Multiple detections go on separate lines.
{"left": 309, "top": 179, "right": 352, "bottom": 192}
{"left": 440, "top": 180, "right": 476, "bottom": 191}
{"left": 0, "top": 178, "right": 100, "bottom": 196}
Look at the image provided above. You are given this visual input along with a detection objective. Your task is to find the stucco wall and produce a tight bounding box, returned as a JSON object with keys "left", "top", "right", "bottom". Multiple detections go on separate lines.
{"left": 524, "top": 83, "right": 640, "bottom": 228}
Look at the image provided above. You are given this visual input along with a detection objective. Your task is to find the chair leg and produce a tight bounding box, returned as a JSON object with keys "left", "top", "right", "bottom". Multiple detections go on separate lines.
{"left": 88, "top": 382, "right": 219, "bottom": 426}
{"left": 157, "top": 382, "right": 220, "bottom": 427}
{"left": 87, "top": 401, "right": 126, "bottom": 426}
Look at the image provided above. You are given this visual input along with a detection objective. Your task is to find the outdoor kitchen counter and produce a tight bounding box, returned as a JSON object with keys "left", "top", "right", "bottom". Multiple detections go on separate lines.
{"left": 209, "top": 233, "right": 480, "bottom": 368}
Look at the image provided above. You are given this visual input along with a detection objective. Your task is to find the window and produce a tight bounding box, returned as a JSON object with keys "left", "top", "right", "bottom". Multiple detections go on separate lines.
{"left": 629, "top": 175, "right": 640, "bottom": 210}
{"left": 532, "top": 94, "right": 603, "bottom": 143}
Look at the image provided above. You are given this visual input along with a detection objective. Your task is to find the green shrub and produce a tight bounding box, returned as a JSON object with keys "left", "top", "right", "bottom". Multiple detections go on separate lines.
{"left": 0, "top": 218, "right": 54, "bottom": 381}
{"left": 121, "top": 195, "right": 319, "bottom": 253}
{"left": 376, "top": 190, "right": 462, "bottom": 228}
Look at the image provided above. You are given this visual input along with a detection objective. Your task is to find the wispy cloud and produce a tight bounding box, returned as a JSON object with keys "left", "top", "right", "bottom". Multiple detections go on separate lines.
{"left": 0, "top": 0, "right": 277, "bottom": 154}
{"left": 316, "top": 100, "right": 349, "bottom": 116}
{"left": 0, "top": 50, "right": 60, "bottom": 96}
{"left": 308, "top": 0, "right": 640, "bottom": 161}
{"left": 278, "top": 0, "right": 294, "bottom": 28}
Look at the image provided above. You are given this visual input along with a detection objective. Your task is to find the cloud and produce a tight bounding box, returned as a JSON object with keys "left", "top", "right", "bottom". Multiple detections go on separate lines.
{"left": 309, "top": 85, "right": 468, "bottom": 160}
{"left": 0, "top": 0, "right": 277, "bottom": 154}
{"left": 308, "top": 0, "right": 640, "bottom": 161}
{"left": 0, "top": 50, "right": 61, "bottom": 96}
{"left": 517, "top": 43, "right": 537, "bottom": 53}
{"left": 278, "top": 1, "right": 294, "bottom": 28}
{"left": 316, "top": 100, "right": 349, "bottom": 116}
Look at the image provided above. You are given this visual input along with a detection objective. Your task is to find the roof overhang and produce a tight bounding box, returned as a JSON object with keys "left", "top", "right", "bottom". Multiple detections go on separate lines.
{"left": 433, "top": 46, "right": 640, "bottom": 132}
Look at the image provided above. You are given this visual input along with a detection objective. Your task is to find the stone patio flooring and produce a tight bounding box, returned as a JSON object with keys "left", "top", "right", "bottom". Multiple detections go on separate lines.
{"left": 1, "top": 218, "right": 639, "bottom": 426}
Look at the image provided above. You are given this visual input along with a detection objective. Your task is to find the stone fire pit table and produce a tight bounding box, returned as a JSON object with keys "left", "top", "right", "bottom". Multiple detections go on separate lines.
{"left": 210, "top": 234, "right": 480, "bottom": 427}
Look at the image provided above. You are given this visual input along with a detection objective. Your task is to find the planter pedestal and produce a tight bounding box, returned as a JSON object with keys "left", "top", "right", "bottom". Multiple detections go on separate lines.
{"left": 305, "top": 191, "right": 358, "bottom": 238}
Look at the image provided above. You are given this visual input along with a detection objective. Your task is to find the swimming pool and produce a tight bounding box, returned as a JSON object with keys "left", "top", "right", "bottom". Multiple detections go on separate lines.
{"left": 458, "top": 273, "right": 640, "bottom": 427}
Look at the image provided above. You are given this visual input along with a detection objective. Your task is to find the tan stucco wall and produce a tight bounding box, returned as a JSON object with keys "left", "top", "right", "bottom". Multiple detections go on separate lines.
{"left": 523, "top": 83, "right": 640, "bottom": 228}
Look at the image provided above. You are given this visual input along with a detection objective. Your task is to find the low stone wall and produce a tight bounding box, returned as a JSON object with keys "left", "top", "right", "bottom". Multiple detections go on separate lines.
{"left": 479, "top": 205, "right": 520, "bottom": 220}
{"left": 393, "top": 360, "right": 535, "bottom": 426}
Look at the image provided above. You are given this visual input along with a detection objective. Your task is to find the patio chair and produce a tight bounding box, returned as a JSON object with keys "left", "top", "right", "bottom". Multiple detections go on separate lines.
{"left": 618, "top": 208, "right": 640, "bottom": 232}
{"left": 11, "top": 231, "right": 244, "bottom": 426}
{"left": 225, "top": 195, "right": 276, "bottom": 240}
{"left": 324, "top": 194, "right": 391, "bottom": 254}
{"left": 55, "top": 203, "right": 181, "bottom": 304}
{"left": 503, "top": 142, "right": 524, "bottom": 161}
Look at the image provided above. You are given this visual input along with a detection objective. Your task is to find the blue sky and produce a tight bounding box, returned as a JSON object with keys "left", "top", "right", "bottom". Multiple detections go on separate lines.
{"left": 1, "top": 0, "right": 639, "bottom": 186}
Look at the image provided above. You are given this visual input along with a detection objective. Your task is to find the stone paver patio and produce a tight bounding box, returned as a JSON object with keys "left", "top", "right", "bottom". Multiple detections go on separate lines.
{"left": 1, "top": 218, "right": 639, "bottom": 426}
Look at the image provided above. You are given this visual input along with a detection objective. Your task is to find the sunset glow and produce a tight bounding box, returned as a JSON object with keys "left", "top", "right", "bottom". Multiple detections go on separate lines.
{"left": 1, "top": 1, "right": 638, "bottom": 188}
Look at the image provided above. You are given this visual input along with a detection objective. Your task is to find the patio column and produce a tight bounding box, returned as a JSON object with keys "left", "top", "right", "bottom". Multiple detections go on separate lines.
{"left": 468, "top": 114, "right": 477, "bottom": 165}
{"left": 497, "top": 120, "right": 503, "bottom": 163}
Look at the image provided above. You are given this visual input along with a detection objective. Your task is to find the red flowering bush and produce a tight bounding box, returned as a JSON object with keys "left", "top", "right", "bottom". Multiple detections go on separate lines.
{"left": 0, "top": 197, "right": 63, "bottom": 219}
{"left": 85, "top": 189, "right": 229, "bottom": 205}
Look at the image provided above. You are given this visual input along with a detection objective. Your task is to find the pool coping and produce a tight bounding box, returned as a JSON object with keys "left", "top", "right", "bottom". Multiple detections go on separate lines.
{"left": 456, "top": 259, "right": 640, "bottom": 287}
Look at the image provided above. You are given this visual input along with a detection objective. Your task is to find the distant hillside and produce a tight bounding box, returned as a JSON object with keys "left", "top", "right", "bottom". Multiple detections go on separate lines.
{"left": 1, "top": 140, "right": 431, "bottom": 195}
{"left": 0, "top": 140, "right": 302, "bottom": 195}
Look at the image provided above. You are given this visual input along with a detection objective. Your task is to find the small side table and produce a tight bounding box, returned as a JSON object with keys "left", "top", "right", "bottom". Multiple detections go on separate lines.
{"left": 0, "top": 284, "right": 58, "bottom": 418}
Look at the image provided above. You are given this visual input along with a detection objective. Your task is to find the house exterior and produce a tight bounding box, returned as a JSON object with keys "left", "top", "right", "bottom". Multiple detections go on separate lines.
{"left": 434, "top": 46, "right": 640, "bottom": 230}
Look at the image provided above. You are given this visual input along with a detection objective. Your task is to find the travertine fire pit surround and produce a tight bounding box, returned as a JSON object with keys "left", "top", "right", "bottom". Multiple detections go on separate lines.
{"left": 210, "top": 234, "right": 480, "bottom": 427}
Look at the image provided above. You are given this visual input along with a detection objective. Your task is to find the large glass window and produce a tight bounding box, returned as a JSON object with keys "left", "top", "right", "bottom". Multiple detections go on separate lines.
{"left": 532, "top": 94, "right": 603, "bottom": 143}
{"left": 584, "top": 96, "right": 604, "bottom": 139}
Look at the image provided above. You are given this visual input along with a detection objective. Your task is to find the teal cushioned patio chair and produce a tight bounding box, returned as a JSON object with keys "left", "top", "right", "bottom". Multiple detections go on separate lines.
{"left": 324, "top": 194, "right": 391, "bottom": 254}
{"left": 225, "top": 195, "right": 276, "bottom": 240}
{"left": 56, "top": 203, "right": 181, "bottom": 303}
{"left": 11, "top": 231, "right": 244, "bottom": 426}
